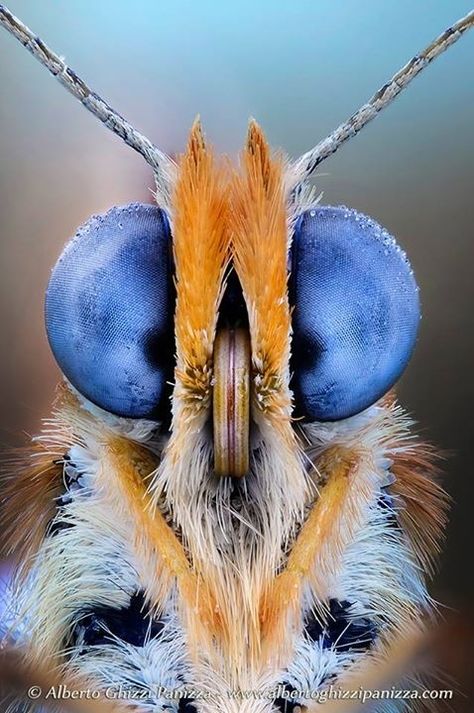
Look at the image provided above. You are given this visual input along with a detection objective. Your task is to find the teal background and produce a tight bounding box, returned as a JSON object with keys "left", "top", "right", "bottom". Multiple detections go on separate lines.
{"left": 0, "top": 0, "right": 473, "bottom": 688}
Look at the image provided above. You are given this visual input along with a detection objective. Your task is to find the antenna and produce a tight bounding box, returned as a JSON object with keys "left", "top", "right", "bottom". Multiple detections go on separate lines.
{"left": 291, "top": 10, "right": 474, "bottom": 185}
{"left": 0, "top": 4, "right": 175, "bottom": 203}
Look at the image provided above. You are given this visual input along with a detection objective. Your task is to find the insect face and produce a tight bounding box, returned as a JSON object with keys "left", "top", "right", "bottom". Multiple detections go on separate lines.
{"left": 0, "top": 5, "right": 471, "bottom": 711}
{"left": 45, "top": 153, "right": 420, "bottom": 453}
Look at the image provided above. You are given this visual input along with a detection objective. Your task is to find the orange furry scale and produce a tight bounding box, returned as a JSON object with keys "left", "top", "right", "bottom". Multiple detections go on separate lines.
{"left": 0, "top": 384, "right": 76, "bottom": 572}
{"left": 391, "top": 444, "right": 449, "bottom": 577}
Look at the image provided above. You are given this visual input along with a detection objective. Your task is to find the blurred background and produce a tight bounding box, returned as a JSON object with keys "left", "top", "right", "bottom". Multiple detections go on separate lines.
{"left": 0, "top": 0, "right": 473, "bottom": 703}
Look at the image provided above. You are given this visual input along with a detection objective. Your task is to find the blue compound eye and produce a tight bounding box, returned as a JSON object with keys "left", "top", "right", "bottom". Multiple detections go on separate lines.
{"left": 289, "top": 206, "right": 420, "bottom": 422}
{"left": 45, "top": 203, "right": 175, "bottom": 420}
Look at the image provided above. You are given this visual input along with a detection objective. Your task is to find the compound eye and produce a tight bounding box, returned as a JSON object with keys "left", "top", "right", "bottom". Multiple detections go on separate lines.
{"left": 45, "top": 203, "right": 175, "bottom": 419}
{"left": 289, "top": 206, "right": 420, "bottom": 422}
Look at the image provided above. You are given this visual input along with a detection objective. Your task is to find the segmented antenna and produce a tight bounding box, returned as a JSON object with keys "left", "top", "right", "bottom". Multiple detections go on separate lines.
{"left": 292, "top": 10, "right": 474, "bottom": 184}
{"left": 0, "top": 4, "right": 176, "bottom": 202}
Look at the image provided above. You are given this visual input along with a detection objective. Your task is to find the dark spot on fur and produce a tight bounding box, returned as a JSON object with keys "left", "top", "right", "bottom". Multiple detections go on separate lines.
{"left": 273, "top": 687, "right": 301, "bottom": 712}
{"left": 47, "top": 515, "right": 75, "bottom": 537}
{"left": 177, "top": 700, "right": 198, "bottom": 713}
{"left": 47, "top": 453, "right": 85, "bottom": 537}
{"left": 304, "top": 599, "right": 377, "bottom": 652}
{"left": 379, "top": 487, "right": 398, "bottom": 527}
{"left": 71, "top": 591, "right": 164, "bottom": 650}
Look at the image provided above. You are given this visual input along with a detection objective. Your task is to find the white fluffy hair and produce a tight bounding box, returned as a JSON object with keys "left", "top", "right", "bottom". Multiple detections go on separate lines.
{"left": 3, "top": 387, "right": 439, "bottom": 713}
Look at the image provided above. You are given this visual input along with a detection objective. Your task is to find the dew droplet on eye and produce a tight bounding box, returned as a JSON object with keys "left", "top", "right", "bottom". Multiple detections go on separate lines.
{"left": 309, "top": 209, "right": 316, "bottom": 217}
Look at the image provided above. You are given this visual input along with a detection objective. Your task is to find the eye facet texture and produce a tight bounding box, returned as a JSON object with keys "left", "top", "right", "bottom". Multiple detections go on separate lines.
{"left": 45, "top": 203, "right": 175, "bottom": 419}
{"left": 289, "top": 206, "right": 420, "bottom": 421}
